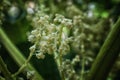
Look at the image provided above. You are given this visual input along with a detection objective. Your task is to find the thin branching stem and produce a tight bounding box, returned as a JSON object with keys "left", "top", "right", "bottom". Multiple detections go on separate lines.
{"left": 0, "top": 27, "right": 43, "bottom": 80}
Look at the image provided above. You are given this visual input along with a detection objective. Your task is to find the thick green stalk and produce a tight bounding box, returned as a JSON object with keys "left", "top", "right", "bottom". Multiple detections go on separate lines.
{"left": 0, "top": 27, "right": 43, "bottom": 80}
{"left": 87, "top": 17, "right": 120, "bottom": 80}
{"left": 0, "top": 56, "right": 15, "bottom": 80}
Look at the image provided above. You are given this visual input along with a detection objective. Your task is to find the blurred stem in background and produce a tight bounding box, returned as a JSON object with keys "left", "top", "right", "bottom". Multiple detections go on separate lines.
{"left": 87, "top": 17, "right": 120, "bottom": 80}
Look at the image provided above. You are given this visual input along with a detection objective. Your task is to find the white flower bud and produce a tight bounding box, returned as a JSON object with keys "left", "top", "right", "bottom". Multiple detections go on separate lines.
{"left": 29, "top": 45, "right": 36, "bottom": 52}
{"left": 28, "top": 35, "right": 35, "bottom": 42}
{"left": 36, "top": 53, "right": 45, "bottom": 59}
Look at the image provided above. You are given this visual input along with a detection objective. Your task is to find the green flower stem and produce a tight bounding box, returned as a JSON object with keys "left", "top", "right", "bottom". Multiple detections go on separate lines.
{"left": 54, "top": 51, "right": 65, "bottom": 80}
{"left": 13, "top": 45, "right": 34, "bottom": 77}
{"left": 54, "top": 25, "right": 65, "bottom": 80}
{"left": 0, "top": 56, "right": 15, "bottom": 80}
{"left": 80, "top": 52, "right": 85, "bottom": 80}
{"left": 58, "top": 26, "right": 65, "bottom": 80}
{"left": 13, "top": 39, "right": 39, "bottom": 77}
{"left": 80, "top": 29, "right": 85, "bottom": 80}
{"left": 87, "top": 17, "right": 120, "bottom": 80}
{"left": 0, "top": 27, "right": 43, "bottom": 80}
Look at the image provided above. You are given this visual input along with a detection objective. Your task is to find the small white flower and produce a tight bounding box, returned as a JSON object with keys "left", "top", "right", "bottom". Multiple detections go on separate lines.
{"left": 36, "top": 53, "right": 45, "bottom": 59}
{"left": 29, "top": 45, "right": 36, "bottom": 52}
{"left": 28, "top": 35, "right": 35, "bottom": 42}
